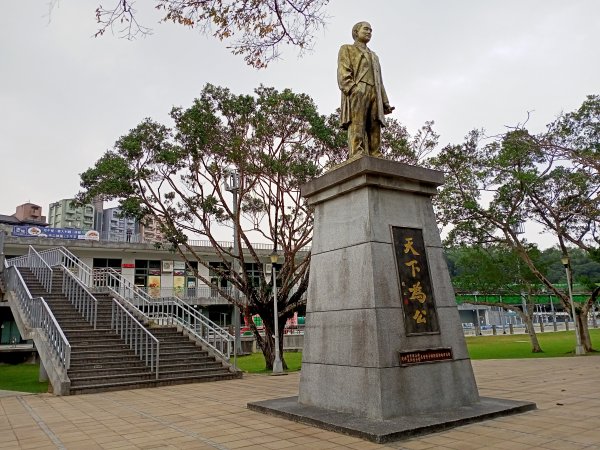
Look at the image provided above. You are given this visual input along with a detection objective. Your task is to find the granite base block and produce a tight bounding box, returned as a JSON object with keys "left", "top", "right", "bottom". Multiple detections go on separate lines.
{"left": 247, "top": 396, "right": 536, "bottom": 444}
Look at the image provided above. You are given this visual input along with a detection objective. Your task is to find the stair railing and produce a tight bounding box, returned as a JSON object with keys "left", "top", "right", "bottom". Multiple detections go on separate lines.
{"left": 5, "top": 254, "right": 29, "bottom": 268}
{"left": 94, "top": 267, "right": 154, "bottom": 306}
{"left": 95, "top": 267, "right": 233, "bottom": 361}
{"left": 4, "top": 265, "right": 71, "bottom": 369}
{"left": 17, "top": 247, "right": 234, "bottom": 362}
{"left": 28, "top": 246, "right": 53, "bottom": 293}
{"left": 59, "top": 266, "right": 98, "bottom": 329}
{"left": 38, "top": 297, "right": 72, "bottom": 369}
{"left": 112, "top": 299, "right": 160, "bottom": 379}
{"left": 5, "top": 265, "right": 39, "bottom": 326}
{"left": 157, "top": 296, "right": 234, "bottom": 359}
{"left": 39, "top": 247, "right": 94, "bottom": 288}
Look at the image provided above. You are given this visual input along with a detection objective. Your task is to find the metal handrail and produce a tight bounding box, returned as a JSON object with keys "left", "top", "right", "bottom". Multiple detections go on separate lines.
{"left": 95, "top": 267, "right": 234, "bottom": 360}
{"left": 156, "top": 296, "right": 233, "bottom": 359}
{"left": 184, "top": 238, "right": 311, "bottom": 253}
{"left": 5, "top": 266, "right": 71, "bottom": 369}
{"left": 38, "top": 298, "right": 72, "bottom": 369}
{"left": 60, "top": 265, "right": 98, "bottom": 329}
{"left": 139, "top": 285, "right": 233, "bottom": 301}
{"left": 112, "top": 299, "right": 160, "bottom": 379}
{"left": 94, "top": 267, "right": 154, "bottom": 304}
{"left": 6, "top": 254, "right": 29, "bottom": 267}
{"left": 6, "top": 266, "right": 38, "bottom": 325}
{"left": 39, "top": 247, "right": 94, "bottom": 287}
{"left": 28, "top": 246, "right": 53, "bottom": 293}
{"left": 11, "top": 246, "right": 234, "bottom": 362}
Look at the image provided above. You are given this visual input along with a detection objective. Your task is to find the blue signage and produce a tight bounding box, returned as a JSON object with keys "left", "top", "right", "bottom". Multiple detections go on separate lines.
{"left": 12, "top": 226, "right": 100, "bottom": 241}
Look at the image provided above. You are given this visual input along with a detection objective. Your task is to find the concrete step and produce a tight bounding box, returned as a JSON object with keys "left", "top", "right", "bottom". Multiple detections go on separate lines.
{"left": 69, "top": 355, "right": 146, "bottom": 372}
{"left": 70, "top": 367, "right": 231, "bottom": 387}
{"left": 159, "top": 361, "right": 224, "bottom": 371}
{"left": 69, "top": 366, "right": 150, "bottom": 379}
{"left": 71, "top": 343, "right": 133, "bottom": 352}
{"left": 16, "top": 266, "right": 240, "bottom": 395}
{"left": 69, "top": 349, "right": 143, "bottom": 360}
{"left": 155, "top": 355, "right": 214, "bottom": 364}
{"left": 64, "top": 332, "right": 122, "bottom": 341}
{"left": 69, "top": 372, "right": 241, "bottom": 395}
{"left": 70, "top": 372, "right": 156, "bottom": 386}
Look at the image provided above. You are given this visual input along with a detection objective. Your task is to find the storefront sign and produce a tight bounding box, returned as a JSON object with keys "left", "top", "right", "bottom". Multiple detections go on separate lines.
{"left": 12, "top": 226, "right": 99, "bottom": 241}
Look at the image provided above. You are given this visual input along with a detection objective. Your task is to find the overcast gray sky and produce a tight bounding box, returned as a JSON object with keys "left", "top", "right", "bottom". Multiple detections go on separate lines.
{"left": 1, "top": 1, "right": 599, "bottom": 246}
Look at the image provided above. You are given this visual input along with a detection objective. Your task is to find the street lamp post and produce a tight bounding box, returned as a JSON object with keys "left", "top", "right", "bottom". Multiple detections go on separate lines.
{"left": 270, "top": 251, "right": 283, "bottom": 374}
{"left": 561, "top": 256, "right": 585, "bottom": 355}
{"left": 224, "top": 170, "right": 242, "bottom": 360}
{"left": 0, "top": 230, "right": 5, "bottom": 275}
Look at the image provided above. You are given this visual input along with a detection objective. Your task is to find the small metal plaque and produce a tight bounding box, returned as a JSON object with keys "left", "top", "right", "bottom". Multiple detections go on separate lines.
{"left": 399, "top": 348, "right": 453, "bottom": 366}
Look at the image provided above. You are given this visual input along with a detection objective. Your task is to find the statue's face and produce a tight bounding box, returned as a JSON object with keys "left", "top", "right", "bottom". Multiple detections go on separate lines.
{"left": 356, "top": 23, "right": 372, "bottom": 44}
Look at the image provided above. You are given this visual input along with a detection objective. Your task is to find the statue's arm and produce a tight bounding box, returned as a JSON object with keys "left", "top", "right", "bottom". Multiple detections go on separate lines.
{"left": 378, "top": 60, "right": 394, "bottom": 114}
{"left": 337, "top": 45, "right": 356, "bottom": 96}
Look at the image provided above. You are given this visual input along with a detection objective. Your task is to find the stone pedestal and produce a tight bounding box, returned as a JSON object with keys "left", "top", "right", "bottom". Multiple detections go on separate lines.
{"left": 298, "top": 156, "right": 478, "bottom": 419}
{"left": 248, "top": 157, "right": 535, "bottom": 442}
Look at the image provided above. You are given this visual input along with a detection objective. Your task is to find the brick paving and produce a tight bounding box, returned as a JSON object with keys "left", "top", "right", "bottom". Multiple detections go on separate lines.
{"left": 1, "top": 357, "right": 600, "bottom": 449}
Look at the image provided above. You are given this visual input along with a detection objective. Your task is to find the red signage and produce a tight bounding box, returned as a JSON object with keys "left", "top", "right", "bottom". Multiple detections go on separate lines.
{"left": 122, "top": 263, "right": 135, "bottom": 268}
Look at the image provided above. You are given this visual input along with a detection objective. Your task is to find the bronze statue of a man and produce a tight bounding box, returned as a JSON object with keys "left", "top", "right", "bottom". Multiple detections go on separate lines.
{"left": 338, "top": 21, "right": 394, "bottom": 158}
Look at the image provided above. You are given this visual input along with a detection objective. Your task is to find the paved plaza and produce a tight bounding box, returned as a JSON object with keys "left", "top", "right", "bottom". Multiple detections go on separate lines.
{"left": 1, "top": 357, "right": 600, "bottom": 449}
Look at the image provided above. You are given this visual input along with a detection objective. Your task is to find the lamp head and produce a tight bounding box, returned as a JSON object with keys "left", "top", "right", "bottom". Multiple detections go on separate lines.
{"left": 561, "top": 257, "right": 570, "bottom": 268}
{"left": 269, "top": 251, "right": 279, "bottom": 264}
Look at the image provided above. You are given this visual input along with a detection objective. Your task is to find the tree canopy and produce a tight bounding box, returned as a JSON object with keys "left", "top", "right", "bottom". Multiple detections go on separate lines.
{"left": 77, "top": 83, "right": 436, "bottom": 368}
{"left": 432, "top": 95, "right": 600, "bottom": 352}
{"left": 86, "top": 0, "right": 329, "bottom": 68}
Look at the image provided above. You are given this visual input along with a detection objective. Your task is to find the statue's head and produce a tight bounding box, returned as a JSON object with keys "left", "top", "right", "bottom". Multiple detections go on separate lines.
{"left": 352, "top": 21, "right": 372, "bottom": 43}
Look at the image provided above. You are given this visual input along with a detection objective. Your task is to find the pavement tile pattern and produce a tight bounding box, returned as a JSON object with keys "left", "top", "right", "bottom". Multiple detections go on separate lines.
{"left": 1, "top": 357, "right": 600, "bottom": 449}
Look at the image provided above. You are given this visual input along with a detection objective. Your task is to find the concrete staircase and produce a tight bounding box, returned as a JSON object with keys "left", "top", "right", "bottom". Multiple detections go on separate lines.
{"left": 18, "top": 268, "right": 240, "bottom": 395}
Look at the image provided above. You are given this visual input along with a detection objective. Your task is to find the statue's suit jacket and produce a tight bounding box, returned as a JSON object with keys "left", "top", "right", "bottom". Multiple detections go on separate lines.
{"left": 337, "top": 43, "right": 389, "bottom": 130}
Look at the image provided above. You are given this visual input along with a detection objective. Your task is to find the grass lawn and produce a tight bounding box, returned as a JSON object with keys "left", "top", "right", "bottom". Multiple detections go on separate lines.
{"left": 0, "top": 364, "right": 48, "bottom": 393}
{"left": 466, "top": 328, "right": 600, "bottom": 359}
{"left": 3, "top": 331, "right": 599, "bottom": 384}
{"left": 235, "top": 351, "right": 303, "bottom": 373}
{"left": 236, "top": 329, "right": 600, "bottom": 373}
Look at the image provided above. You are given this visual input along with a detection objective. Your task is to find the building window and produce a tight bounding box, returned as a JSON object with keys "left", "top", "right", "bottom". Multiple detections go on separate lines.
{"left": 134, "top": 259, "right": 161, "bottom": 288}
{"left": 92, "top": 258, "right": 122, "bottom": 272}
{"left": 245, "top": 263, "right": 263, "bottom": 288}
{"left": 209, "top": 262, "right": 229, "bottom": 297}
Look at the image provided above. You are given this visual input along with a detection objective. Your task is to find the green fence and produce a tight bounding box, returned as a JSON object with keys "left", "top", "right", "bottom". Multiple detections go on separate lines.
{"left": 455, "top": 293, "right": 590, "bottom": 305}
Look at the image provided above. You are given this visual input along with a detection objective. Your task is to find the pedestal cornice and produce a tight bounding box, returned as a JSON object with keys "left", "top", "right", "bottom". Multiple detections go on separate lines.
{"left": 301, "top": 156, "right": 444, "bottom": 205}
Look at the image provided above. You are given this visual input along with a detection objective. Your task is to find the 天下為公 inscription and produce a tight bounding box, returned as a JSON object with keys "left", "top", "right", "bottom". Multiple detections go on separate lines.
{"left": 391, "top": 226, "right": 440, "bottom": 335}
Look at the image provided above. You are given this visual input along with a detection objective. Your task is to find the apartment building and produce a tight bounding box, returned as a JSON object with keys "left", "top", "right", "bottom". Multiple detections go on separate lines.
{"left": 47, "top": 199, "right": 95, "bottom": 231}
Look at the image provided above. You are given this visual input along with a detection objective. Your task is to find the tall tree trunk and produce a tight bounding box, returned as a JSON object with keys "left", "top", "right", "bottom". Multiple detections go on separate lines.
{"left": 577, "top": 312, "right": 594, "bottom": 352}
{"left": 468, "top": 301, "right": 543, "bottom": 353}
{"left": 522, "top": 313, "right": 543, "bottom": 353}
{"left": 256, "top": 320, "right": 287, "bottom": 370}
{"left": 577, "top": 288, "right": 600, "bottom": 352}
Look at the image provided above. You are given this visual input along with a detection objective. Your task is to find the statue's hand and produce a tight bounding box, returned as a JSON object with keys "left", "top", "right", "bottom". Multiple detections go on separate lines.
{"left": 384, "top": 104, "right": 395, "bottom": 115}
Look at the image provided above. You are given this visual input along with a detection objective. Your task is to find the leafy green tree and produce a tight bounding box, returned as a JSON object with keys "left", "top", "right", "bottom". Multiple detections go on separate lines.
{"left": 432, "top": 97, "right": 600, "bottom": 353}
{"left": 78, "top": 83, "right": 434, "bottom": 369}
{"left": 447, "top": 245, "right": 546, "bottom": 352}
